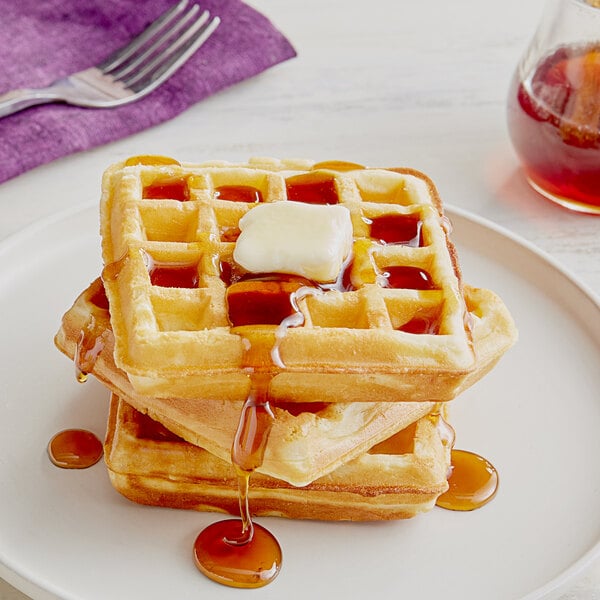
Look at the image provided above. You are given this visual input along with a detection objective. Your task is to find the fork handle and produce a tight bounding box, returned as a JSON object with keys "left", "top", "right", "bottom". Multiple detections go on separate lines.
{"left": 0, "top": 88, "right": 63, "bottom": 118}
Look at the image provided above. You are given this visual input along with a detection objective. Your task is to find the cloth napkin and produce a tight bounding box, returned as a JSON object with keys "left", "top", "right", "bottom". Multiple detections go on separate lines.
{"left": 0, "top": 0, "right": 296, "bottom": 184}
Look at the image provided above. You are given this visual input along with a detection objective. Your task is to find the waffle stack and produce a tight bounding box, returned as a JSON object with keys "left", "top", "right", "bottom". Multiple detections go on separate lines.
{"left": 55, "top": 156, "right": 517, "bottom": 520}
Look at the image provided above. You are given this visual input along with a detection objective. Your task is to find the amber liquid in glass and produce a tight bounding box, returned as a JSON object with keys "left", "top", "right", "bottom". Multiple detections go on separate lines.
{"left": 507, "top": 43, "right": 600, "bottom": 212}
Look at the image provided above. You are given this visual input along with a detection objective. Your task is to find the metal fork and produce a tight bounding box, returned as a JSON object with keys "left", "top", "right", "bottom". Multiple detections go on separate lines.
{"left": 0, "top": 0, "right": 220, "bottom": 118}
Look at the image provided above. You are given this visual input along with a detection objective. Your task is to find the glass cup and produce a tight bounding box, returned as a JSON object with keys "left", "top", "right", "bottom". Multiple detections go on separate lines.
{"left": 507, "top": 0, "right": 600, "bottom": 214}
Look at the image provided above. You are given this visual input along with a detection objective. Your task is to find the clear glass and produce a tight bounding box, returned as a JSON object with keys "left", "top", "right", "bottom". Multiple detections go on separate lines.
{"left": 507, "top": 0, "right": 600, "bottom": 214}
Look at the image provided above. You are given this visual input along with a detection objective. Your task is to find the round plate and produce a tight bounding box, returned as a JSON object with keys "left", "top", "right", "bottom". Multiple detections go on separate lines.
{"left": 0, "top": 205, "right": 599, "bottom": 600}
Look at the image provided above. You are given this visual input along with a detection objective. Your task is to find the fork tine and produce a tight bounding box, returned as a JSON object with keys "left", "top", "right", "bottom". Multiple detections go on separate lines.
{"left": 125, "top": 15, "right": 220, "bottom": 94}
{"left": 122, "top": 10, "right": 210, "bottom": 87}
{"left": 98, "top": 0, "right": 190, "bottom": 72}
{"left": 107, "top": 4, "right": 202, "bottom": 80}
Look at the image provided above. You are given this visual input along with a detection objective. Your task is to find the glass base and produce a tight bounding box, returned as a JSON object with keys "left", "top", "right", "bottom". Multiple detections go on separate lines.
{"left": 527, "top": 178, "right": 600, "bottom": 216}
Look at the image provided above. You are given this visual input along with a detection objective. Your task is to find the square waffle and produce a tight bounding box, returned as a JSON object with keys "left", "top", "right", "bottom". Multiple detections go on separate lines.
{"left": 104, "top": 394, "right": 451, "bottom": 521}
{"left": 54, "top": 277, "right": 517, "bottom": 486}
{"left": 99, "top": 156, "right": 477, "bottom": 403}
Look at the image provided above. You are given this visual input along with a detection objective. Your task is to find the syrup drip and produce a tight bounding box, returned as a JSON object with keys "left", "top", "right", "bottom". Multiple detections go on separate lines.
{"left": 193, "top": 378, "right": 282, "bottom": 588}
{"left": 271, "top": 285, "right": 321, "bottom": 368}
{"left": 47, "top": 429, "right": 103, "bottom": 469}
{"left": 428, "top": 406, "right": 456, "bottom": 449}
{"left": 89, "top": 284, "right": 110, "bottom": 310}
{"left": 231, "top": 379, "right": 275, "bottom": 473}
{"left": 215, "top": 185, "right": 263, "bottom": 203}
{"left": 436, "top": 449, "right": 499, "bottom": 511}
{"left": 73, "top": 280, "right": 111, "bottom": 382}
{"left": 101, "top": 253, "right": 128, "bottom": 284}
{"left": 428, "top": 406, "right": 499, "bottom": 512}
{"left": 75, "top": 314, "right": 110, "bottom": 383}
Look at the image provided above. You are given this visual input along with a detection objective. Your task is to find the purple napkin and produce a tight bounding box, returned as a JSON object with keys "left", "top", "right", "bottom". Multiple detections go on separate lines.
{"left": 0, "top": 0, "right": 296, "bottom": 184}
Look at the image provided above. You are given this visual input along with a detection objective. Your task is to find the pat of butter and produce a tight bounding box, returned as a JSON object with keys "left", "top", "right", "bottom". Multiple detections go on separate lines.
{"left": 233, "top": 202, "right": 353, "bottom": 282}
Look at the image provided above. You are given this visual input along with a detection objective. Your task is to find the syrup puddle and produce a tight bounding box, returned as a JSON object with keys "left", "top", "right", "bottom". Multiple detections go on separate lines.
{"left": 48, "top": 429, "right": 103, "bottom": 469}
{"left": 436, "top": 449, "right": 499, "bottom": 511}
{"left": 429, "top": 406, "right": 499, "bottom": 512}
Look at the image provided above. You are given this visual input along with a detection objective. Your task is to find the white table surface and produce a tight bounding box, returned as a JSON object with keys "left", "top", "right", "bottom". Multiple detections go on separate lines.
{"left": 0, "top": 1, "right": 598, "bottom": 598}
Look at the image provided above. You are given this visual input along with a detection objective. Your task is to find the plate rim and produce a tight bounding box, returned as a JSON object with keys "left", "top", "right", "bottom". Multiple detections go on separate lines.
{"left": 0, "top": 202, "right": 599, "bottom": 600}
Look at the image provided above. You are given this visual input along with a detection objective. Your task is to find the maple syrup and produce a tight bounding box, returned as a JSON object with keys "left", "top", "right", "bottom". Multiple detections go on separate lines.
{"left": 285, "top": 172, "right": 339, "bottom": 205}
{"left": 47, "top": 429, "right": 103, "bottom": 469}
{"left": 436, "top": 449, "right": 499, "bottom": 511}
{"left": 143, "top": 179, "right": 189, "bottom": 201}
{"left": 125, "top": 155, "right": 180, "bottom": 167}
{"left": 148, "top": 261, "right": 199, "bottom": 289}
{"left": 193, "top": 519, "right": 282, "bottom": 589}
{"left": 75, "top": 316, "right": 108, "bottom": 383}
{"left": 215, "top": 185, "right": 263, "bottom": 203}
{"left": 381, "top": 266, "right": 436, "bottom": 290}
{"left": 193, "top": 377, "right": 282, "bottom": 588}
{"left": 507, "top": 43, "right": 600, "bottom": 212}
{"left": 73, "top": 280, "right": 112, "bottom": 382}
{"left": 226, "top": 277, "right": 310, "bottom": 327}
{"left": 311, "top": 160, "right": 365, "bottom": 171}
{"left": 398, "top": 315, "right": 439, "bottom": 334}
{"left": 368, "top": 213, "right": 423, "bottom": 246}
{"left": 89, "top": 283, "right": 110, "bottom": 310}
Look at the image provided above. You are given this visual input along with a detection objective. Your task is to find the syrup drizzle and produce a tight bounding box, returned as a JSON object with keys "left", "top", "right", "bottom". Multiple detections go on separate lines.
{"left": 74, "top": 281, "right": 112, "bottom": 383}
{"left": 193, "top": 376, "right": 282, "bottom": 588}
{"left": 74, "top": 315, "right": 110, "bottom": 382}
{"left": 49, "top": 281, "right": 109, "bottom": 470}
{"left": 428, "top": 404, "right": 500, "bottom": 513}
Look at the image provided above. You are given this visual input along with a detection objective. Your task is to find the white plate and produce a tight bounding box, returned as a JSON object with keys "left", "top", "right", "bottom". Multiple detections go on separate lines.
{"left": 1, "top": 205, "right": 599, "bottom": 600}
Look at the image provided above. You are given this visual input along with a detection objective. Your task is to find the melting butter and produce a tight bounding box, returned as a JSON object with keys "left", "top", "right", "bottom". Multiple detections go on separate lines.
{"left": 233, "top": 202, "right": 353, "bottom": 282}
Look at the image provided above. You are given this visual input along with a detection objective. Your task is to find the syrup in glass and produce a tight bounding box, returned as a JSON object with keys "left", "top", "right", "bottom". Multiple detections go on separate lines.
{"left": 508, "top": 43, "right": 600, "bottom": 213}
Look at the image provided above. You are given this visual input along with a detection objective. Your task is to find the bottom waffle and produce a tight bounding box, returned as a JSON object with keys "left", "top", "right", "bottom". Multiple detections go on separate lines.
{"left": 104, "top": 394, "right": 451, "bottom": 521}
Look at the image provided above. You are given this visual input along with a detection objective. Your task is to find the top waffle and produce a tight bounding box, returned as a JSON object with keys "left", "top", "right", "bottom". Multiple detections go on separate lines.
{"left": 100, "top": 156, "right": 476, "bottom": 402}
